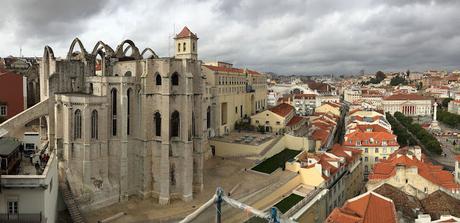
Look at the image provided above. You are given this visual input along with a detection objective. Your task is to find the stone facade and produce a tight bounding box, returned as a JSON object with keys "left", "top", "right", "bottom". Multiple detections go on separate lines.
{"left": 39, "top": 27, "right": 208, "bottom": 209}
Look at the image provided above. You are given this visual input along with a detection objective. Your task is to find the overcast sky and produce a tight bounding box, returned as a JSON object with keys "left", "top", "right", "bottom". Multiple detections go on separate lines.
{"left": 1, "top": 0, "right": 460, "bottom": 75}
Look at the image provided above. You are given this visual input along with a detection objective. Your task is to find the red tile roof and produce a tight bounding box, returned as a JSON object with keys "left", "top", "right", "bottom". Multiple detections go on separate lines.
{"left": 383, "top": 93, "right": 431, "bottom": 101}
{"left": 343, "top": 131, "right": 399, "bottom": 147}
{"left": 326, "top": 192, "right": 397, "bottom": 223}
{"left": 353, "top": 124, "right": 391, "bottom": 133}
{"left": 268, "top": 103, "right": 294, "bottom": 117}
{"left": 293, "top": 94, "right": 316, "bottom": 99}
{"left": 286, "top": 115, "right": 304, "bottom": 127}
{"left": 369, "top": 150, "right": 460, "bottom": 190}
{"left": 175, "top": 26, "right": 198, "bottom": 39}
{"left": 202, "top": 65, "right": 261, "bottom": 75}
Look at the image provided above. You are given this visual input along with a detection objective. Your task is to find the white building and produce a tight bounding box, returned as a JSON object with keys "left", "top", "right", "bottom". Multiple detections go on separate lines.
{"left": 382, "top": 94, "right": 432, "bottom": 116}
{"left": 0, "top": 139, "right": 57, "bottom": 223}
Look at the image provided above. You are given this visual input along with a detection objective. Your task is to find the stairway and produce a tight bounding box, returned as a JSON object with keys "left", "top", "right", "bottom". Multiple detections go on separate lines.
{"left": 59, "top": 179, "right": 86, "bottom": 223}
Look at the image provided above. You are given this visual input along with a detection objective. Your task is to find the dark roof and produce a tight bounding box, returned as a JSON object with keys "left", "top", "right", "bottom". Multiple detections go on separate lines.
{"left": 421, "top": 190, "right": 460, "bottom": 220}
{"left": 0, "top": 137, "right": 21, "bottom": 156}
{"left": 374, "top": 184, "right": 422, "bottom": 220}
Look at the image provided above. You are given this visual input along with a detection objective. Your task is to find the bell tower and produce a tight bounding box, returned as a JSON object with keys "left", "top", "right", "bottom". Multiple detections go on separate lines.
{"left": 174, "top": 26, "right": 198, "bottom": 60}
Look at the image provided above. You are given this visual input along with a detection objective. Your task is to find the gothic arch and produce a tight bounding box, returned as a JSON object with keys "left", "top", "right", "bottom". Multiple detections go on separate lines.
{"left": 141, "top": 48, "right": 159, "bottom": 59}
{"left": 91, "top": 41, "right": 115, "bottom": 56}
{"left": 67, "top": 38, "right": 89, "bottom": 59}
{"left": 115, "top": 39, "right": 141, "bottom": 59}
{"left": 43, "top": 46, "right": 55, "bottom": 60}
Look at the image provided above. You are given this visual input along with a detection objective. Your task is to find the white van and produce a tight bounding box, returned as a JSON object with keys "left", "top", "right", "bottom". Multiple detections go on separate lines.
{"left": 23, "top": 132, "right": 40, "bottom": 154}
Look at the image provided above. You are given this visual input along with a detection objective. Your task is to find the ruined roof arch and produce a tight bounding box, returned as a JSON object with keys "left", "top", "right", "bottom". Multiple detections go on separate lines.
{"left": 91, "top": 41, "right": 115, "bottom": 57}
{"left": 67, "top": 38, "right": 89, "bottom": 59}
{"left": 141, "top": 48, "right": 159, "bottom": 59}
{"left": 43, "top": 46, "right": 55, "bottom": 60}
{"left": 115, "top": 39, "right": 141, "bottom": 59}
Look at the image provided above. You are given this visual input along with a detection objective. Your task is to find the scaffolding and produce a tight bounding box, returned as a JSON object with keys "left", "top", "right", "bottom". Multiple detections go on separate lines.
{"left": 179, "top": 187, "right": 297, "bottom": 223}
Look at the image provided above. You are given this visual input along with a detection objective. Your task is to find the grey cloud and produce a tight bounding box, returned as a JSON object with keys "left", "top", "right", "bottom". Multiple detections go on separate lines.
{"left": 1, "top": 0, "right": 460, "bottom": 75}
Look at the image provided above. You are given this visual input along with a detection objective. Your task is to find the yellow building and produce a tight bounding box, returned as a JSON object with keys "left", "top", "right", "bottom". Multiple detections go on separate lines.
{"left": 285, "top": 144, "right": 363, "bottom": 217}
{"left": 344, "top": 109, "right": 399, "bottom": 174}
{"left": 250, "top": 103, "right": 306, "bottom": 134}
{"left": 314, "top": 102, "right": 341, "bottom": 117}
{"left": 202, "top": 62, "right": 267, "bottom": 136}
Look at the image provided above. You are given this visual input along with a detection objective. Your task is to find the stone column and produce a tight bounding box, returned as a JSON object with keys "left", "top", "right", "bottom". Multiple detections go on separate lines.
{"left": 119, "top": 83, "right": 129, "bottom": 201}
{"left": 433, "top": 102, "right": 438, "bottom": 120}
{"left": 159, "top": 81, "right": 171, "bottom": 205}
{"left": 82, "top": 105, "right": 92, "bottom": 187}
{"left": 182, "top": 86, "right": 193, "bottom": 202}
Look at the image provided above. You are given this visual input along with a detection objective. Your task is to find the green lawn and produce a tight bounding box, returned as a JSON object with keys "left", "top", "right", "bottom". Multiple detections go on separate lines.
{"left": 251, "top": 149, "right": 301, "bottom": 174}
{"left": 274, "top": 194, "right": 304, "bottom": 213}
{"left": 245, "top": 216, "right": 268, "bottom": 223}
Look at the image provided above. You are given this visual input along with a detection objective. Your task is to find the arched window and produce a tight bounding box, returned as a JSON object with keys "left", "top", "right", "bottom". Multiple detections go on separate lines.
{"left": 127, "top": 88, "right": 132, "bottom": 135}
{"left": 171, "top": 111, "right": 180, "bottom": 137}
{"left": 183, "top": 42, "right": 186, "bottom": 51}
{"left": 171, "top": 72, "right": 179, "bottom": 86}
{"left": 111, "top": 88, "right": 117, "bottom": 136}
{"left": 154, "top": 112, "right": 161, "bottom": 137}
{"left": 207, "top": 106, "right": 211, "bottom": 129}
{"left": 74, "top": 109, "right": 82, "bottom": 139}
{"left": 91, "top": 110, "right": 98, "bottom": 139}
{"left": 155, "top": 73, "right": 162, "bottom": 85}
{"left": 178, "top": 43, "right": 181, "bottom": 52}
{"left": 124, "top": 71, "right": 132, "bottom": 77}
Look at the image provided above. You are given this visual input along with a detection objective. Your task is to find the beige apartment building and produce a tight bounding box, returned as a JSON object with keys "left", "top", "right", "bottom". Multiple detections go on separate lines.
{"left": 202, "top": 61, "right": 267, "bottom": 136}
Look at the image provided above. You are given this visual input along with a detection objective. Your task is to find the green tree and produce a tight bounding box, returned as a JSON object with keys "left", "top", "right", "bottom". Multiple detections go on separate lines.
{"left": 416, "top": 81, "right": 423, "bottom": 90}
{"left": 441, "top": 98, "right": 453, "bottom": 108}
{"left": 376, "top": 71, "right": 386, "bottom": 81}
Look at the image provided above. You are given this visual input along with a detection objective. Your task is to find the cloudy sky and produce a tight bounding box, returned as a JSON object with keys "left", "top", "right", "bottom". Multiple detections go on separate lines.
{"left": 1, "top": 0, "right": 460, "bottom": 75}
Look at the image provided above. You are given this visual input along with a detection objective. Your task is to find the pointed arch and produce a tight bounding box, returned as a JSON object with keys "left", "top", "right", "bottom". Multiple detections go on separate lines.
{"left": 127, "top": 88, "right": 133, "bottom": 135}
{"left": 171, "top": 72, "right": 179, "bottom": 86}
{"left": 91, "top": 110, "right": 98, "bottom": 139}
{"left": 91, "top": 40, "right": 115, "bottom": 56}
{"left": 155, "top": 72, "right": 162, "bottom": 85}
{"left": 154, "top": 111, "right": 161, "bottom": 137}
{"left": 74, "top": 109, "right": 82, "bottom": 139}
{"left": 43, "top": 46, "right": 55, "bottom": 60}
{"left": 115, "top": 39, "right": 141, "bottom": 59}
{"left": 141, "top": 48, "right": 159, "bottom": 59}
{"left": 171, "top": 110, "right": 180, "bottom": 138}
{"left": 67, "top": 38, "right": 88, "bottom": 59}
{"left": 111, "top": 88, "right": 118, "bottom": 136}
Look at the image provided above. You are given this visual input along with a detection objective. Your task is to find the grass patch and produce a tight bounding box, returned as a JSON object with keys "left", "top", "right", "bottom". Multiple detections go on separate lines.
{"left": 251, "top": 149, "right": 301, "bottom": 174}
{"left": 245, "top": 216, "right": 268, "bottom": 223}
{"left": 274, "top": 194, "right": 304, "bottom": 213}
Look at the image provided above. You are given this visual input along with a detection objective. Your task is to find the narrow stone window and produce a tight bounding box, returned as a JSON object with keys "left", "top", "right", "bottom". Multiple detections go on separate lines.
{"left": 111, "top": 88, "right": 117, "bottom": 136}
{"left": 154, "top": 112, "right": 161, "bottom": 137}
{"left": 91, "top": 110, "right": 98, "bottom": 139}
{"left": 155, "top": 73, "right": 162, "bottom": 85}
{"left": 74, "top": 109, "right": 82, "bottom": 139}
{"left": 171, "top": 111, "right": 180, "bottom": 137}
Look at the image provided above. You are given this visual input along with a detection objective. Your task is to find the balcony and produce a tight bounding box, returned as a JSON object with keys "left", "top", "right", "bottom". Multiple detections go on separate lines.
{"left": 0, "top": 213, "right": 42, "bottom": 223}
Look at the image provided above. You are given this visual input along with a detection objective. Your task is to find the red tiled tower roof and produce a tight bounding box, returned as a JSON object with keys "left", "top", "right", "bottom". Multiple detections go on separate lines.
{"left": 175, "top": 26, "right": 198, "bottom": 39}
